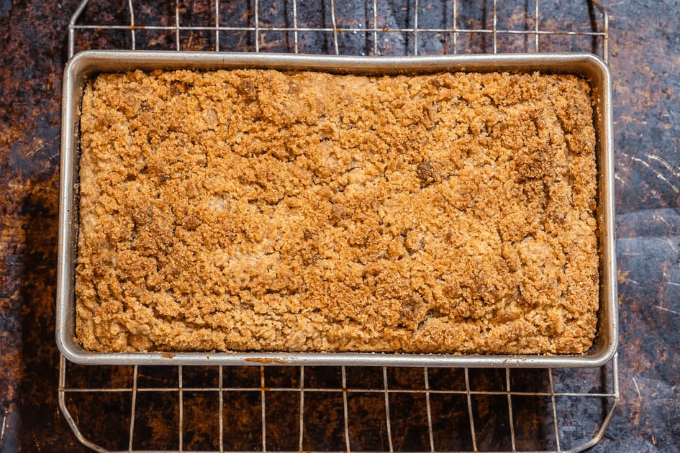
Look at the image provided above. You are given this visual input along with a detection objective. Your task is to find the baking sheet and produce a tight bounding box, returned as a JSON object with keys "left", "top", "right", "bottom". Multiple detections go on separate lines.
{"left": 57, "top": 51, "right": 617, "bottom": 367}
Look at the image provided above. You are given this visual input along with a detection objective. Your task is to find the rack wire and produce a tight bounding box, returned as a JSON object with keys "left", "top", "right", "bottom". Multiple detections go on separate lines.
{"left": 60, "top": 1, "right": 618, "bottom": 452}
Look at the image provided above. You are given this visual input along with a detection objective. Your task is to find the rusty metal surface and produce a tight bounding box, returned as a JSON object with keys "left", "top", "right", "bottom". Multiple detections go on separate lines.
{"left": 1, "top": 0, "right": 679, "bottom": 451}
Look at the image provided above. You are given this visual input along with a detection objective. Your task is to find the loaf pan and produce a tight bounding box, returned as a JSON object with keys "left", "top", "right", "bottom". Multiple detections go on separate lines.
{"left": 57, "top": 51, "right": 617, "bottom": 367}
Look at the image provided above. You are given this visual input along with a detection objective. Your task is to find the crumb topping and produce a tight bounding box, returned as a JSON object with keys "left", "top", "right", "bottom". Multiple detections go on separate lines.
{"left": 76, "top": 69, "right": 598, "bottom": 354}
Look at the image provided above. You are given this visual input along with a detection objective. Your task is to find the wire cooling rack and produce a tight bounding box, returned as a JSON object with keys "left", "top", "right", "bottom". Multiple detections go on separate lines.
{"left": 59, "top": 356, "right": 620, "bottom": 453}
{"left": 60, "top": 1, "right": 618, "bottom": 452}
{"left": 67, "top": 0, "right": 609, "bottom": 59}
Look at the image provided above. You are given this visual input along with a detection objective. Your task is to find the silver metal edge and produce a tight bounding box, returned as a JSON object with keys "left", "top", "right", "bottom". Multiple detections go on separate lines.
{"left": 592, "top": 54, "right": 619, "bottom": 365}
{"left": 57, "top": 51, "right": 617, "bottom": 367}
{"left": 56, "top": 53, "right": 82, "bottom": 365}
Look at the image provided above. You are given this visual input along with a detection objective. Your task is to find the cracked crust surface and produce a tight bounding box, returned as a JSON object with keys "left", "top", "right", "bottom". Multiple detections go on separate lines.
{"left": 76, "top": 69, "right": 598, "bottom": 354}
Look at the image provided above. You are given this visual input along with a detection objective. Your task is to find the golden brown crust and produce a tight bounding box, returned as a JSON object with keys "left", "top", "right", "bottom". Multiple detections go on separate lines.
{"left": 76, "top": 69, "right": 598, "bottom": 354}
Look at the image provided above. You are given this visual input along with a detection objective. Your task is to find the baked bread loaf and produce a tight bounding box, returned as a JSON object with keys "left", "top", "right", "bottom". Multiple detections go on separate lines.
{"left": 76, "top": 68, "right": 599, "bottom": 354}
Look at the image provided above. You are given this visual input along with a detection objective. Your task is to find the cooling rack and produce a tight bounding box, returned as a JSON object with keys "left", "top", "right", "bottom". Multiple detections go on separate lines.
{"left": 59, "top": 1, "right": 618, "bottom": 452}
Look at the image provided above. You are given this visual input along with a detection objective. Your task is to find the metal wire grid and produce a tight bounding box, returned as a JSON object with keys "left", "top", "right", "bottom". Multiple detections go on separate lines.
{"left": 67, "top": 0, "right": 608, "bottom": 61}
{"left": 59, "top": 355, "right": 620, "bottom": 453}
{"left": 60, "top": 1, "right": 617, "bottom": 452}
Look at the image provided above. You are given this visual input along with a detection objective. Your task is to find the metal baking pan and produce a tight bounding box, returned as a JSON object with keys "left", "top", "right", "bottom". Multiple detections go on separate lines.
{"left": 57, "top": 51, "right": 617, "bottom": 367}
